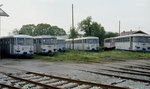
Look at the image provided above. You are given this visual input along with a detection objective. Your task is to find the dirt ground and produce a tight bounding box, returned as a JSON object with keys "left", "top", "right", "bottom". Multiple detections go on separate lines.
{"left": 0, "top": 58, "right": 150, "bottom": 89}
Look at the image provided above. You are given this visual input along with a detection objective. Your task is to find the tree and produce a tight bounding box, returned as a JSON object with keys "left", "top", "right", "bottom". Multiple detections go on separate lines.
{"left": 12, "top": 23, "right": 67, "bottom": 36}
{"left": 51, "top": 26, "right": 66, "bottom": 36}
{"left": 91, "top": 22, "right": 106, "bottom": 45}
{"left": 12, "top": 28, "right": 20, "bottom": 35}
{"left": 34, "top": 23, "right": 51, "bottom": 36}
{"left": 19, "top": 24, "right": 35, "bottom": 35}
{"left": 12, "top": 24, "right": 35, "bottom": 35}
{"left": 78, "top": 16, "right": 106, "bottom": 45}
{"left": 78, "top": 16, "right": 92, "bottom": 36}
{"left": 69, "top": 27, "right": 78, "bottom": 38}
{"left": 105, "top": 32, "right": 118, "bottom": 38}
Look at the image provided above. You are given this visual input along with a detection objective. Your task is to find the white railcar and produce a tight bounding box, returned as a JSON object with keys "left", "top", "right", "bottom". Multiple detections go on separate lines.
{"left": 104, "top": 34, "right": 150, "bottom": 51}
{"left": 34, "top": 35, "right": 57, "bottom": 54}
{"left": 0, "top": 35, "right": 34, "bottom": 56}
{"left": 57, "top": 38, "right": 66, "bottom": 52}
{"left": 65, "top": 37, "right": 99, "bottom": 51}
{"left": 65, "top": 39, "right": 73, "bottom": 49}
{"left": 104, "top": 37, "right": 115, "bottom": 49}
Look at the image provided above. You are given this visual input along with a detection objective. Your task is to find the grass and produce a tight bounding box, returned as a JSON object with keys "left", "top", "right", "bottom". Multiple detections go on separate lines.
{"left": 33, "top": 50, "right": 150, "bottom": 63}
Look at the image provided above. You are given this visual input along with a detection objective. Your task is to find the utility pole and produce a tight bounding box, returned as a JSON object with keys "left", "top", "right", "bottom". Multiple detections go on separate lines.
{"left": 72, "top": 4, "right": 75, "bottom": 50}
{"left": 119, "top": 20, "right": 121, "bottom": 36}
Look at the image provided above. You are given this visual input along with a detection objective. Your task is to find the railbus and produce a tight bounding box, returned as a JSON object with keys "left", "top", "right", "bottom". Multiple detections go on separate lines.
{"left": 34, "top": 35, "right": 57, "bottom": 54}
{"left": 66, "top": 37, "right": 99, "bottom": 51}
{"left": 104, "top": 34, "right": 150, "bottom": 51}
{"left": 57, "top": 38, "right": 66, "bottom": 52}
{"left": 0, "top": 35, "right": 34, "bottom": 56}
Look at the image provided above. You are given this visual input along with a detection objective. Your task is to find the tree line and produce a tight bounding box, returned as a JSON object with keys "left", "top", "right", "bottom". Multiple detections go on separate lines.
{"left": 12, "top": 16, "right": 118, "bottom": 45}
{"left": 12, "top": 23, "right": 67, "bottom": 36}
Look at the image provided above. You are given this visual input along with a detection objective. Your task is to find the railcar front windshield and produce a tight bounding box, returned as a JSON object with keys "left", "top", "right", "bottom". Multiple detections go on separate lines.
{"left": 25, "top": 38, "right": 33, "bottom": 45}
{"left": 43, "top": 38, "right": 56, "bottom": 45}
{"left": 17, "top": 38, "right": 33, "bottom": 45}
{"left": 88, "top": 39, "right": 99, "bottom": 44}
{"left": 17, "top": 38, "right": 24, "bottom": 45}
{"left": 134, "top": 36, "right": 150, "bottom": 43}
{"left": 58, "top": 40, "right": 65, "bottom": 44}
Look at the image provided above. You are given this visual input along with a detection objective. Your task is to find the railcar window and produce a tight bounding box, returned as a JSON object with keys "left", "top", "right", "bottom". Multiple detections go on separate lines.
{"left": 17, "top": 38, "right": 24, "bottom": 45}
{"left": 105, "top": 40, "right": 110, "bottom": 43}
{"left": 93, "top": 39, "right": 99, "bottom": 43}
{"left": 83, "top": 39, "right": 86, "bottom": 43}
{"left": 34, "top": 39, "right": 36, "bottom": 44}
{"left": 43, "top": 38, "right": 51, "bottom": 45}
{"left": 51, "top": 38, "right": 57, "bottom": 44}
{"left": 39, "top": 39, "right": 42, "bottom": 44}
{"left": 58, "top": 40, "right": 65, "bottom": 44}
{"left": 11, "top": 38, "right": 15, "bottom": 45}
{"left": 134, "top": 36, "right": 150, "bottom": 43}
{"left": 43, "top": 38, "right": 57, "bottom": 45}
{"left": 88, "top": 39, "right": 99, "bottom": 43}
{"left": 25, "top": 38, "right": 33, "bottom": 45}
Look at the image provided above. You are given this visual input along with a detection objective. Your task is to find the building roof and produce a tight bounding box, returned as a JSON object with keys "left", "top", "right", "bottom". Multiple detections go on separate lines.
{"left": 0, "top": 8, "right": 9, "bottom": 17}
{"left": 120, "top": 30, "right": 148, "bottom": 36}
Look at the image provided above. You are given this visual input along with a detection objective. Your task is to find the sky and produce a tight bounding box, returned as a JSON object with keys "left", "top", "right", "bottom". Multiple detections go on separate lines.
{"left": 0, "top": 0, "right": 150, "bottom": 36}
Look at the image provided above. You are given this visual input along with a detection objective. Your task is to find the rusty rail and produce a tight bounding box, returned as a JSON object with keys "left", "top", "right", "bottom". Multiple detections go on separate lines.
{"left": 127, "top": 65, "right": 150, "bottom": 70}
{"left": 0, "top": 82, "right": 22, "bottom": 89}
{"left": 101, "top": 69, "right": 150, "bottom": 77}
{"left": 110, "top": 66, "right": 150, "bottom": 74}
{"left": 27, "top": 71, "right": 130, "bottom": 89}
{"left": 80, "top": 70, "right": 150, "bottom": 83}
{"left": 0, "top": 71, "right": 131, "bottom": 89}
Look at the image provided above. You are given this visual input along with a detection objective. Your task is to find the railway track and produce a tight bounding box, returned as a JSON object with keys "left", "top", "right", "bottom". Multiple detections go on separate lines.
{"left": 109, "top": 66, "right": 150, "bottom": 74}
{"left": 101, "top": 69, "right": 150, "bottom": 77}
{"left": 80, "top": 70, "right": 150, "bottom": 83}
{"left": 0, "top": 69, "right": 130, "bottom": 89}
{"left": 126, "top": 65, "right": 150, "bottom": 70}
{"left": 0, "top": 82, "right": 21, "bottom": 89}
{"left": 136, "top": 64, "right": 150, "bottom": 68}
{"left": 1, "top": 63, "right": 150, "bottom": 89}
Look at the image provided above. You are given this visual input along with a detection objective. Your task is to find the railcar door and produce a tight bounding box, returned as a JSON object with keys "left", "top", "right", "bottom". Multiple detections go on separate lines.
{"left": 37, "top": 39, "right": 42, "bottom": 53}
{"left": 10, "top": 38, "right": 13, "bottom": 54}
{"left": 130, "top": 37, "right": 133, "bottom": 50}
{"left": 110, "top": 39, "right": 115, "bottom": 48}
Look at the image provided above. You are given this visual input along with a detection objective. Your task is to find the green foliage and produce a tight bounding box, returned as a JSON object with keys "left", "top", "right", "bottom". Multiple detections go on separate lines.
{"left": 34, "top": 23, "right": 50, "bottom": 36}
{"left": 78, "top": 16, "right": 106, "bottom": 45}
{"left": 78, "top": 16, "right": 93, "bottom": 36}
{"left": 69, "top": 27, "right": 79, "bottom": 38}
{"left": 12, "top": 23, "right": 66, "bottom": 36}
{"left": 20, "top": 24, "right": 35, "bottom": 35}
{"left": 12, "top": 28, "right": 20, "bottom": 35}
{"left": 105, "top": 32, "right": 118, "bottom": 38}
{"left": 34, "top": 50, "right": 150, "bottom": 63}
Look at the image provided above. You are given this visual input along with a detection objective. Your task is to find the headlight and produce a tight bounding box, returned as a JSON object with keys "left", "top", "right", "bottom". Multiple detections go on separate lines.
{"left": 16, "top": 50, "right": 20, "bottom": 52}
{"left": 42, "top": 49, "right": 46, "bottom": 51}
{"left": 86, "top": 47, "right": 90, "bottom": 49}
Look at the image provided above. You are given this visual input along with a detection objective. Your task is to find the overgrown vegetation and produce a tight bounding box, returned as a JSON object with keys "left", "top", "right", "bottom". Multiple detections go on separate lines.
{"left": 34, "top": 50, "right": 150, "bottom": 63}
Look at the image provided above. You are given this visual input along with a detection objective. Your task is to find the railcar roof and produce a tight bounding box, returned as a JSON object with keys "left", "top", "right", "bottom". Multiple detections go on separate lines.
{"left": 34, "top": 35, "right": 56, "bottom": 39}
{"left": 65, "top": 39, "right": 72, "bottom": 41}
{"left": 0, "top": 35, "right": 33, "bottom": 38}
{"left": 65, "top": 37, "right": 99, "bottom": 41}
{"left": 75, "top": 37, "right": 99, "bottom": 40}
{"left": 57, "top": 37, "right": 65, "bottom": 40}
{"left": 105, "top": 34, "right": 150, "bottom": 40}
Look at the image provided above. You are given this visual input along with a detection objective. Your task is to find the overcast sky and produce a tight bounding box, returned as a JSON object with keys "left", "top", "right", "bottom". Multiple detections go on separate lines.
{"left": 0, "top": 0, "right": 150, "bottom": 36}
